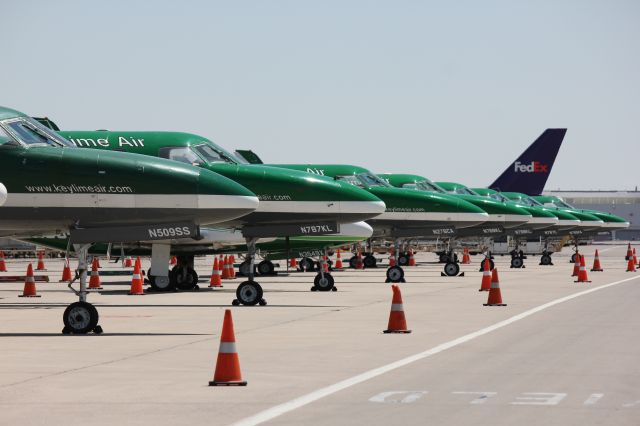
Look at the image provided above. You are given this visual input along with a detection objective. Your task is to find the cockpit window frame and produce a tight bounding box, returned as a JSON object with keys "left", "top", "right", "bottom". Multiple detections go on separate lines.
{"left": 0, "top": 117, "right": 75, "bottom": 148}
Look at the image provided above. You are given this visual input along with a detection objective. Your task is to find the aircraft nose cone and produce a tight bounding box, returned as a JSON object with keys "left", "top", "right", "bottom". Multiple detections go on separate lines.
{"left": 0, "top": 182, "right": 7, "bottom": 206}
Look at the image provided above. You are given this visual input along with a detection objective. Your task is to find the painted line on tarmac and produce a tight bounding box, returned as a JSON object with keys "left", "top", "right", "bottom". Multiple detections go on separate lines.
{"left": 231, "top": 274, "right": 640, "bottom": 426}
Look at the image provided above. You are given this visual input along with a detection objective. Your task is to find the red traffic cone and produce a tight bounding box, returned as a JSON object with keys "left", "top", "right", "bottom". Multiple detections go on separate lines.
{"left": 633, "top": 248, "right": 638, "bottom": 267}
{"left": 461, "top": 247, "right": 470, "bottom": 264}
{"left": 19, "top": 264, "right": 40, "bottom": 298}
{"left": 591, "top": 250, "right": 603, "bottom": 272}
{"left": 229, "top": 255, "right": 236, "bottom": 279}
{"left": 209, "top": 309, "right": 247, "bottom": 386}
{"left": 491, "top": 267, "right": 500, "bottom": 284}
{"left": 129, "top": 261, "right": 144, "bottom": 295}
{"left": 627, "top": 256, "right": 637, "bottom": 272}
{"left": 124, "top": 256, "right": 133, "bottom": 268}
{"left": 289, "top": 257, "right": 298, "bottom": 269}
{"left": 575, "top": 254, "right": 591, "bottom": 283}
{"left": 221, "top": 256, "right": 230, "bottom": 279}
{"left": 335, "top": 250, "right": 343, "bottom": 269}
{"left": 356, "top": 251, "right": 364, "bottom": 270}
{"left": 626, "top": 243, "right": 632, "bottom": 260}
{"left": 408, "top": 249, "right": 416, "bottom": 266}
{"left": 572, "top": 253, "right": 580, "bottom": 276}
{"left": 170, "top": 256, "right": 177, "bottom": 266}
{"left": 0, "top": 251, "right": 7, "bottom": 272}
{"left": 484, "top": 270, "right": 506, "bottom": 306}
{"left": 322, "top": 255, "right": 329, "bottom": 273}
{"left": 60, "top": 258, "right": 72, "bottom": 282}
{"left": 479, "top": 258, "right": 492, "bottom": 291}
{"left": 89, "top": 257, "right": 102, "bottom": 289}
{"left": 388, "top": 248, "right": 396, "bottom": 267}
{"left": 209, "top": 257, "right": 223, "bottom": 288}
{"left": 36, "top": 251, "right": 47, "bottom": 271}
{"left": 383, "top": 284, "right": 411, "bottom": 333}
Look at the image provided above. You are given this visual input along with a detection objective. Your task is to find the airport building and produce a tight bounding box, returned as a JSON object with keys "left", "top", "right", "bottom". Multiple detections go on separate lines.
{"left": 545, "top": 189, "right": 640, "bottom": 240}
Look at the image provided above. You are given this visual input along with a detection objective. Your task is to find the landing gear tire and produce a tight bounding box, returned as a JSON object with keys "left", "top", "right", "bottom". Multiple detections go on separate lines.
{"left": 148, "top": 270, "right": 174, "bottom": 291}
{"left": 540, "top": 254, "right": 553, "bottom": 265}
{"left": 299, "top": 257, "right": 314, "bottom": 272}
{"left": 363, "top": 254, "right": 377, "bottom": 268}
{"left": 479, "top": 259, "right": 495, "bottom": 272}
{"left": 312, "top": 273, "right": 335, "bottom": 291}
{"left": 443, "top": 262, "right": 460, "bottom": 277}
{"left": 239, "top": 260, "right": 251, "bottom": 276}
{"left": 510, "top": 257, "right": 524, "bottom": 269}
{"left": 62, "top": 301, "right": 99, "bottom": 334}
{"left": 439, "top": 253, "right": 449, "bottom": 263}
{"left": 571, "top": 253, "right": 578, "bottom": 263}
{"left": 257, "top": 260, "right": 275, "bottom": 276}
{"left": 169, "top": 266, "right": 199, "bottom": 291}
{"left": 397, "top": 253, "right": 409, "bottom": 266}
{"left": 349, "top": 256, "right": 358, "bottom": 269}
{"left": 386, "top": 265, "right": 405, "bottom": 283}
{"left": 234, "top": 281, "right": 264, "bottom": 306}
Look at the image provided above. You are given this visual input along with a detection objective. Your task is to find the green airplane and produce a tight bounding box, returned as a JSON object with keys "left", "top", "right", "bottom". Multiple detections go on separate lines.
{"left": 47, "top": 128, "right": 386, "bottom": 301}
{"left": 259, "top": 164, "right": 491, "bottom": 281}
{"left": 532, "top": 195, "right": 630, "bottom": 233}
{"left": 0, "top": 106, "right": 259, "bottom": 334}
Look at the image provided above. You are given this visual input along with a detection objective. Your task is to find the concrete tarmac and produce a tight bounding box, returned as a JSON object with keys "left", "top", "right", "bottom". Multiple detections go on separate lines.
{"left": 0, "top": 245, "right": 638, "bottom": 425}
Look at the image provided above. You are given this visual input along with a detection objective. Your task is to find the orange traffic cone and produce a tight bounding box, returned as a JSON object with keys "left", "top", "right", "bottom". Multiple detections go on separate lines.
{"left": 335, "top": 250, "right": 343, "bottom": 269}
{"left": 170, "top": 256, "right": 177, "bottom": 266}
{"left": 461, "top": 247, "right": 470, "bottom": 264}
{"left": 572, "top": 253, "right": 580, "bottom": 276}
{"left": 124, "top": 256, "right": 133, "bottom": 268}
{"left": 484, "top": 270, "right": 506, "bottom": 306}
{"left": 96, "top": 257, "right": 101, "bottom": 268}
{"left": 627, "top": 256, "right": 637, "bottom": 272}
{"left": 633, "top": 248, "right": 638, "bottom": 267}
{"left": 575, "top": 254, "right": 591, "bottom": 283}
{"left": 229, "top": 255, "right": 236, "bottom": 279}
{"left": 321, "top": 255, "right": 329, "bottom": 273}
{"left": 388, "top": 248, "right": 396, "bottom": 268}
{"left": 19, "top": 264, "right": 40, "bottom": 298}
{"left": 408, "top": 249, "right": 416, "bottom": 266}
{"left": 209, "top": 257, "right": 223, "bottom": 288}
{"left": 36, "top": 251, "right": 47, "bottom": 271}
{"left": 0, "top": 251, "right": 7, "bottom": 272}
{"left": 626, "top": 243, "right": 632, "bottom": 260}
{"left": 383, "top": 284, "right": 411, "bottom": 333}
{"left": 479, "top": 258, "right": 492, "bottom": 291}
{"left": 591, "top": 250, "right": 603, "bottom": 272}
{"left": 88, "top": 258, "right": 102, "bottom": 289}
{"left": 129, "top": 260, "right": 144, "bottom": 295}
{"left": 289, "top": 257, "right": 298, "bottom": 269}
{"left": 209, "top": 309, "right": 247, "bottom": 386}
{"left": 60, "top": 258, "right": 72, "bottom": 282}
{"left": 221, "top": 256, "right": 230, "bottom": 279}
{"left": 491, "top": 267, "right": 500, "bottom": 284}
{"left": 356, "top": 251, "right": 364, "bottom": 270}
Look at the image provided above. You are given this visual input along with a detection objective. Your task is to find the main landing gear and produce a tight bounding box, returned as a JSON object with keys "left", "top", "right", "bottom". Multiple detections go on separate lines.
{"left": 510, "top": 248, "right": 526, "bottom": 269}
{"left": 232, "top": 238, "right": 267, "bottom": 306}
{"left": 62, "top": 244, "right": 103, "bottom": 335}
{"left": 439, "top": 248, "right": 463, "bottom": 277}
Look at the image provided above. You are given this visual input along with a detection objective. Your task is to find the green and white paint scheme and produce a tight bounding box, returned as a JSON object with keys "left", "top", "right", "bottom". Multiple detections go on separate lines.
{"left": 59, "top": 131, "right": 386, "bottom": 228}
{"left": 532, "top": 195, "right": 630, "bottom": 232}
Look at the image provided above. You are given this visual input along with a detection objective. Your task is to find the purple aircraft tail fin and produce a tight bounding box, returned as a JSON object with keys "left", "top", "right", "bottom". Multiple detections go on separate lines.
{"left": 489, "top": 129, "right": 566, "bottom": 196}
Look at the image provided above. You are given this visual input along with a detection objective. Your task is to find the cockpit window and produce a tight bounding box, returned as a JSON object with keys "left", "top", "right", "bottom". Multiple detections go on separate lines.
{"left": 447, "top": 186, "right": 476, "bottom": 196}
{"left": 1, "top": 117, "right": 74, "bottom": 148}
{"left": 166, "top": 147, "right": 203, "bottom": 165}
{"left": 489, "top": 193, "right": 511, "bottom": 203}
{"left": 415, "top": 181, "right": 446, "bottom": 193}
{"left": 0, "top": 126, "right": 16, "bottom": 146}
{"left": 193, "top": 143, "right": 235, "bottom": 164}
{"left": 336, "top": 175, "right": 365, "bottom": 188}
{"left": 554, "top": 199, "right": 574, "bottom": 209}
{"left": 359, "top": 173, "right": 390, "bottom": 187}
{"left": 402, "top": 183, "right": 417, "bottom": 189}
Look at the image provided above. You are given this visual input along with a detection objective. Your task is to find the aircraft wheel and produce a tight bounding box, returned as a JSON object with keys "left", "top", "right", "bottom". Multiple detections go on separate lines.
{"left": 348, "top": 256, "right": 358, "bottom": 269}
{"left": 298, "top": 257, "right": 314, "bottom": 272}
{"left": 238, "top": 260, "right": 252, "bottom": 276}
{"left": 479, "top": 259, "right": 495, "bottom": 272}
{"left": 540, "top": 254, "right": 553, "bottom": 265}
{"left": 170, "top": 266, "right": 199, "bottom": 290}
{"left": 570, "top": 253, "right": 578, "bottom": 263}
{"left": 443, "top": 262, "right": 460, "bottom": 276}
{"left": 363, "top": 254, "right": 377, "bottom": 268}
{"left": 235, "top": 281, "right": 264, "bottom": 306}
{"left": 313, "top": 273, "right": 335, "bottom": 291}
{"left": 439, "top": 253, "right": 449, "bottom": 263}
{"left": 148, "top": 270, "right": 174, "bottom": 291}
{"left": 62, "top": 301, "right": 99, "bottom": 334}
{"left": 386, "top": 265, "right": 404, "bottom": 283}
{"left": 397, "top": 253, "right": 409, "bottom": 266}
{"left": 510, "top": 257, "right": 524, "bottom": 269}
{"left": 257, "top": 260, "right": 275, "bottom": 275}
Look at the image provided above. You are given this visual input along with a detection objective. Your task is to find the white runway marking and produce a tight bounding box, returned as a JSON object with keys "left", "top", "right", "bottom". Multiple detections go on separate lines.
{"left": 231, "top": 275, "right": 640, "bottom": 426}
{"left": 583, "top": 393, "right": 604, "bottom": 405}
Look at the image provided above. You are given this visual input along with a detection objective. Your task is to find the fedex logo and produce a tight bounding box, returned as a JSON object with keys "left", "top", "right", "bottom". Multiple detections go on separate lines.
{"left": 514, "top": 161, "right": 549, "bottom": 173}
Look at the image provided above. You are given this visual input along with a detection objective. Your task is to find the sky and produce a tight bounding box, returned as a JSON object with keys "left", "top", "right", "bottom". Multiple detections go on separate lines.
{"left": 3, "top": 0, "right": 639, "bottom": 190}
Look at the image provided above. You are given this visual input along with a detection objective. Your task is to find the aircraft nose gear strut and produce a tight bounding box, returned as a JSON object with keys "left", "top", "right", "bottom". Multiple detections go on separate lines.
{"left": 232, "top": 237, "right": 267, "bottom": 306}
{"left": 63, "top": 243, "right": 103, "bottom": 334}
